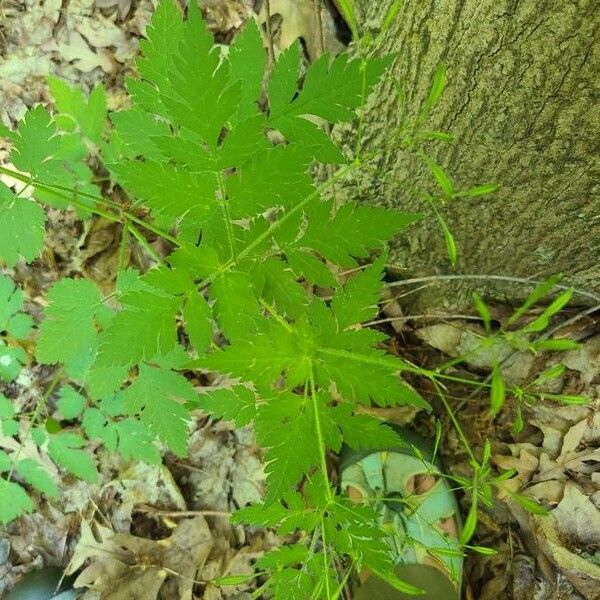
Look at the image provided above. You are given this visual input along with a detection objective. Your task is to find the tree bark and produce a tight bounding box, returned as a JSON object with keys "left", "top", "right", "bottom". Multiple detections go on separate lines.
{"left": 344, "top": 0, "right": 600, "bottom": 309}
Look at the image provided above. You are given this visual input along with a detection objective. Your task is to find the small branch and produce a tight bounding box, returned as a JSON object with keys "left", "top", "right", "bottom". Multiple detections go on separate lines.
{"left": 313, "top": 0, "right": 326, "bottom": 57}
{"left": 127, "top": 223, "right": 163, "bottom": 265}
{"left": 363, "top": 313, "right": 484, "bottom": 328}
{"left": 385, "top": 273, "right": 600, "bottom": 303}
{"left": 263, "top": 0, "right": 276, "bottom": 65}
{"left": 135, "top": 504, "right": 231, "bottom": 518}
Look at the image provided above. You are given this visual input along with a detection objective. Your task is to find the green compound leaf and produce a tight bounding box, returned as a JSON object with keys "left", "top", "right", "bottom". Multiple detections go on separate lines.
{"left": 287, "top": 249, "right": 337, "bottom": 288}
{"left": 331, "top": 253, "right": 386, "bottom": 330}
{"left": 158, "top": 1, "right": 239, "bottom": 147}
{"left": 258, "top": 257, "right": 307, "bottom": 319}
{"left": 114, "top": 419, "right": 162, "bottom": 465}
{"left": 209, "top": 271, "right": 262, "bottom": 342}
{"left": 332, "top": 407, "right": 404, "bottom": 451}
{"left": 136, "top": 0, "right": 185, "bottom": 95}
{"left": 314, "top": 345, "right": 426, "bottom": 408}
{"left": 193, "top": 386, "right": 257, "bottom": 427}
{"left": 48, "top": 433, "right": 99, "bottom": 483}
{"left": 6, "top": 105, "right": 62, "bottom": 179}
{"left": 0, "top": 393, "right": 19, "bottom": 436}
{"left": 227, "top": 145, "right": 315, "bottom": 219}
{"left": 0, "top": 343, "right": 26, "bottom": 382}
{"left": 2, "top": 105, "right": 96, "bottom": 215}
{"left": 200, "top": 320, "right": 310, "bottom": 393}
{"left": 16, "top": 458, "right": 59, "bottom": 498}
{"left": 0, "top": 451, "right": 11, "bottom": 472}
{"left": 0, "top": 275, "right": 33, "bottom": 338}
{"left": 0, "top": 183, "right": 46, "bottom": 267}
{"left": 269, "top": 52, "right": 393, "bottom": 124}
{"left": 82, "top": 408, "right": 118, "bottom": 451}
{"left": 82, "top": 407, "right": 161, "bottom": 465}
{"left": 228, "top": 18, "right": 266, "bottom": 124}
{"left": 0, "top": 478, "right": 33, "bottom": 524}
{"left": 255, "top": 393, "right": 320, "bottom": 505}
{"left": 36, "top": 278, "right": 102, "bottom": 378}
{"left": 57, "top": 385, "right": 86, "bottom": 420}
{"left": 0, "top": 393, "right": 14, "bottom": 419}
{"left": 48, "top": 77, "right": 107, "bottom": 145}
{"left": 268, "top": 42, "right": 302, "bottom": 118}
{"left": 110, "top": 109, "right": 170, "bottom": 161}
{"left": 300, "top": 199, "right": 421, "bottom": 267}
{"left": 92, "top": 281, "right": 181, "bottom": 374}
{"left": 122, "top": 364, "right": 196, "bottom": 457}
{"left": 109, "top": 160, "right": 217, "bottom": 227}
{"left": 183, "top": 291, "right": 213, "bottom": 353}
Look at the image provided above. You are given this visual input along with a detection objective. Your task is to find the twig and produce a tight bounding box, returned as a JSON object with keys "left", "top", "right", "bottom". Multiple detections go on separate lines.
{"left": 385, "top": 273, "right": 600, "bottom": 303}
{"left": 363, "top": 313, "right": 483, "bottom": 328}
{"left": 263, "top": 0, "right": 276, "bottom": 65}
{"left": 135, "top": 505, "right": 232, "bottom": 518}
{"left": 540, "top": 302, "right": 600, "bottom": 340}
{"left": 313, "top": 0, "right": 326, "bottom": 57}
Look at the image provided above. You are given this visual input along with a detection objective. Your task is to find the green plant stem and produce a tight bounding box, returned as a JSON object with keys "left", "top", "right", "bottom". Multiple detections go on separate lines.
{"left": 127, "top": 223, "right": 163, "bottom": 264}
{"left": 0, "top": 166, "right": 180, "bottom": 246}
{"left": 430, "top": 377, "right": 478, "bottom": 466}
{"left": 319, "top": 515, "right": 332, "bottom": 600}
{"left": 197, "top": 160, "right": 361, "bottom": 290}
{"left": 260, "top": 299, "right": 294, "bottom": 332}
{"left": 118, "top": 217, "right": 130, "bottom": 272}
{"left": 217, "top": 171, "right": 236, "bottom": 261}
{"left": 308, "top": 370, "right": 332, "bottom": 501}
{"left": 363, "top": 313, "right": 483, "bottom": 327}
{"left": 7, "top": 366, "right": 65, "bottom": 481}
{"left": 353, "top": 59, "right": 368, "bottom": 162}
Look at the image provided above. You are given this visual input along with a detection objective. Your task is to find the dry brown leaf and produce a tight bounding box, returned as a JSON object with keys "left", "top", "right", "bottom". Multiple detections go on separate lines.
{"left": 259, "top": 0, "right": 344, "bottom": 60}
{"left": 68, "top": 517, "right": 213, "bottom": 600}
{"left": 526, "top": 480, "right": 565, "bottom": 506}
{"left": 553, "top": 482, "right": 600, "bottom": 547}
{"left": 57, "top": 30, "right": 114, "bottom": 73}
{"left": 533, "top": 512, "right": 600, "bottom": 600}
{"left": 562, "top": 334, "right": 600, "bottom": 385}
{"left": 559, "top": 412, "right": 600, "bottom": 460}
{"left": 95, "top": 0, "right": 134, "bottom": 20}
{"left": 493, "top": 448, "right": 539, "bottom": 495}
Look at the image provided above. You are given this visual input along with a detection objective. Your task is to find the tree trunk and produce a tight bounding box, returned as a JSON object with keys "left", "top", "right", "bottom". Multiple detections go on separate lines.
{"left": 344, "top": 0, "right": 600, "bottom": 310}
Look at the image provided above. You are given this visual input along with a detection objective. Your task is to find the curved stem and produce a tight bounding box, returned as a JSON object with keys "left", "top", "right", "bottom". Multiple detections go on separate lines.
{"left": 385, "top": 272, "right": 600, "bottom": 303}
{"left": 0, "top": 166, "right": 180, "bottom": 246}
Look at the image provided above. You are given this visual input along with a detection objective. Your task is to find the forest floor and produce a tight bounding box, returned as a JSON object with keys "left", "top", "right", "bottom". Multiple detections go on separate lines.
{"left": 1, "top": 1, "right": 599, "bottom": 599}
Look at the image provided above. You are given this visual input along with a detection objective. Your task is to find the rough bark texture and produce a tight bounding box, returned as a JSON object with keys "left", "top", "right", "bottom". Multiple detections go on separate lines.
{"left": 345, "top": 0, "right": 600, "bottom": 310}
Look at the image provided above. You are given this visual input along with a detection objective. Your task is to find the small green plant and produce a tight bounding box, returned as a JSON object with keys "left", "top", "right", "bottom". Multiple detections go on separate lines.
{"left": 0, "top": 2, "right": 428, "bottom": 594}
{"left": 0, "top": 1, "right": 577, "bottom": 597}
{"left": 469, "top": 277, "right": 586, "bottom": 427}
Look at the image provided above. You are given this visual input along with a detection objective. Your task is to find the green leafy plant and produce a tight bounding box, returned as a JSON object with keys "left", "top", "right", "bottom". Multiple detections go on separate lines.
{"left": 469, "top": 279, "right": 587, "bottom": 427}
{"left": 0, "top": 2, "right": 426, "bottom": 593}
{"left": 0, "top": 1, "right": 570, "bottom": 596}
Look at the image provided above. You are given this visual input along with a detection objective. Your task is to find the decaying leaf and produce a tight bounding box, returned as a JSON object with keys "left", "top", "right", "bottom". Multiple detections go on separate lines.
{"left": 552, "top": 483, "right": 600, "bottom": 548}
{"left": 493, "top": 445, "right": 540, "bottom": 495}
{"left": 67, "top": 517, "right": 213, "bottom": 600}
{"left": 259, "top": 0, "right": 344, "bottom": 59}
{"left": 57, "top": 30, "right": 114, "bottom": 73}
{"left": 533, "top": 509, "right": 600, "bottom": 600}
